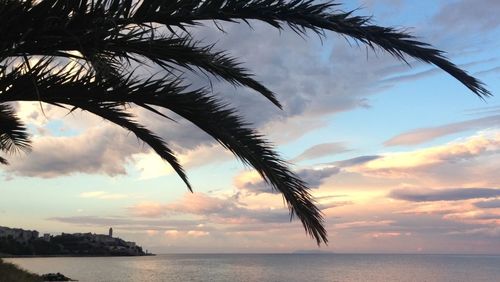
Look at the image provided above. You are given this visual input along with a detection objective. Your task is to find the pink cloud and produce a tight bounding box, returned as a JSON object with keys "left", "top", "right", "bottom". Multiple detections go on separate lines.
{"left": 367, "top": 232, "right": 404, "bottom": 239}
{"left": 353, "top": 131, "right": 500, "bottom": 185}
{"left": 384, "top": 115, "right": 500, "bottom": 146}
{"left": 334, "top": 220, "right": 394, "bottom": 229}
{"left": 165, "top": 193, "right": 232, "bottom": 214}
{"left": 131, "top": 202, "right": 166, "bottom": 217}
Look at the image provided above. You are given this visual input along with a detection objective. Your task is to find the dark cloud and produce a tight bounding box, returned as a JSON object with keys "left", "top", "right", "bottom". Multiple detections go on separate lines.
{"left": 475, "top": 66, "right": 500, "bottom": 77}
{"left": 474, "top": 199, "right": 500, "bottom": 209}
{"left": 292, "top": 142, "right": 351, "bottom": 162}
{"left": 449, "top": 227, "right": 500, "bottom": 238}
{"left": 380, "top": 68, "right": 440, "bottom": 85}
{"left": 390, "top": 188, "right": 500, "bottom": 202}
{"left": 380, "top": 58, "right": 494, "bottom": 87}
{"left": 318, "top": 201, "right": 352, "bottom": 211}
{"left": 328, "top": 155, "right": 381, "bottom": 167}
{"left": 475, "top": 213, "right": 500, "bottom": 220}
{"left": 297, "top": 167, "right": 341, "bottom": 188}
{"left": 384, "top": 115, "right": 500, "bottom": 146}
{"left": 239, "top": 166, "right": 341, "bottom": 195}
{"left": 238, "top": 181, "right": 278, "bottom": 195}
{"left": 238, "top": 155, "right": 382, "bottom": 195}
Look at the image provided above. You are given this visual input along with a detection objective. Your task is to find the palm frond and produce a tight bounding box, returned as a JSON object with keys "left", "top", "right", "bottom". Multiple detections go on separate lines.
{"left": 74, "top": 102, "right": 193, "bottom": 192}
{"left": 131, "top": 0, "right": 491, "bottom": 98}
{"left": 0, "top": 61, "right": 326, "bottom": 243}
{"left": 0, "top": 0, "right": 279, "bottom": 106}
{"left": 107, "top": 33, "right": 281, "bottom": 108}
{"left": 0, "top": 103, "right": 31, "bottom": 157}
{"left": 0, "top": 60, "right": 192, "bottom": 191}
{"left": 1, "top": 0, "right": 490, "bottom": 100}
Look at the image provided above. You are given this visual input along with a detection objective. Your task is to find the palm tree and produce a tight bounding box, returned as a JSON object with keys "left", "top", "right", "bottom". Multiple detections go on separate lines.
{"left": 0, "top": 0, "right": 491, "bottom": 245}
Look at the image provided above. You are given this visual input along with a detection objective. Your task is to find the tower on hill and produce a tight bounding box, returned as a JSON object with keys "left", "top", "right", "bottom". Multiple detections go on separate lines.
{"left": 109, "top": 227, "right": 113, "bottom": 237}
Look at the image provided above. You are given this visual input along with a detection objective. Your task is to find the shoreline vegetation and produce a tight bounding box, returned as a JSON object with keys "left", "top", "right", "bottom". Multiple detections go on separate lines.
{"left": 0, "top": 258, "right": 74, "bottom": 281}
{"left": 0, "top": 258, "right": 43, "bottom": 282}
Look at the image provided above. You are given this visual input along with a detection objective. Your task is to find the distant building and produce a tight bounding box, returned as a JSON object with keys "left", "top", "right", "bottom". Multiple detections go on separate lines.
{"left": 125, "top": 241, "right": 136, "bottom": 248}
{"left": 0, "top": 226, "right": 39, "bottom": 243}
{"left": 0, "top": 226, "right": 149, "bottom": 256}
{"left": 95, "top": 234, "right": 115, "bottom": 244}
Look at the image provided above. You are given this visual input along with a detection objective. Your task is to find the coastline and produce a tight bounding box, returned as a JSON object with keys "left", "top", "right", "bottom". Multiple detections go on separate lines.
{"left": 0, "top": 253, "right": 155, "bottom": 258}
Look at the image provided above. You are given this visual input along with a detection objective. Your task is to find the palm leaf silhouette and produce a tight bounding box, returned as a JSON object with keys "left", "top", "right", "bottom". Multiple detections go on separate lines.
{"left": 0, "top": 0, "right": 491, "bottom": 245}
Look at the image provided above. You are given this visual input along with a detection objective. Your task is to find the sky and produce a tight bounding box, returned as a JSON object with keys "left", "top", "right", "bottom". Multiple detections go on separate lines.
{"left": 1, "top": 0, "right": 500, "bottom": 254}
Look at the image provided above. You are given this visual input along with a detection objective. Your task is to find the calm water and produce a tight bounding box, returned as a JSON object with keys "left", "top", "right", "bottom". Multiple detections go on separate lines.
{"left": 5, "top": 254, "right": 500, "bottom": 282}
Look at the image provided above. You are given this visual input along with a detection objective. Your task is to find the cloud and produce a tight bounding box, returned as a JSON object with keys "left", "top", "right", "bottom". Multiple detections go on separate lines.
{"left": 356, "top": 130, "right": 500, "bottom": 184}
{"left": 129, "top": 193, "right": 246, "bottom": 219}
{"left": 474, "top": 199, "right": 500, "bottom": 209}
{"left": 131, "top": 144, "right": 232, "bottom": 179}
{"left": 187, "top": 230, "right": 210, "bottom": 237}
{"left": 297, "top": 167, "right": 341, "bottom": 188}
{"left": 128, "top": 192, "right": 300, "bottom": 226}
{"left": 2, "top": 126, "right": 143, "bottom": 178}
{"left": 367, "top": 232, "right": 409, "bottom": 239}
{"left": 129, "top": 202, "right": 167, "bottom": 218}
{"left": 443, "top": 211, "right": 500, "bottom": 224}
{"left": 143, "top": 19, "right": 433, "bottom": 149}
{"left": 389, "top": 188, "right": 500, "bottom": 202}
{"left": 146, "top": 230, "right": 159, "bottom": 236}
{"left": 1, "top": 117, "right": 232, "bottom": 180}
{"left": 379, "top": 58, "right": 493, "bottom": 88}
{"left": 317, "top": 201, "right": 352, "bottom": 211}
{"left": 380, "top": 68, "right": 440, "bottom": 85}
{"left": 48, "top": 216, "right": 199, "bottom": 231}
{"left": 449, "top": 227, "right": 500, "bottom": 238}
{"left": 433, "top": 0, "right": 500, "bottom": 33}
{"left": 334, "top": 220, "right": 395, "bottom": 230}
{"left": 292, "top": 142, "right": 351, "bottom": 162}
{"left": 475, "top": 66, "right": 500, "bottom": 77}
{"left": 328, "top": 155, "right": 381, "bottom": 167}
{"left": 164, "top": 193, "right": 236, "bottom": 215}
{"left": 384, "top": 115, "right": 500, "bottom": 146}
{"left": 79, "top": 191, "right": 127, "bottom": 200}
{"left": 163, "top": 230, "right": 210, "bottom": 238}
{"left": 164, "top": 230, "right": 180, "bottom": 237}
{"left": 235, "top": 166, "right": 341, "bottom": 195}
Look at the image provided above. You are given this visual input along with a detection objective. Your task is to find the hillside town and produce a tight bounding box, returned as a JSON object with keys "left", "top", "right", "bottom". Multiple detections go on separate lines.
{"left": 0, "top": 226, "right": 151, "bottom": 256}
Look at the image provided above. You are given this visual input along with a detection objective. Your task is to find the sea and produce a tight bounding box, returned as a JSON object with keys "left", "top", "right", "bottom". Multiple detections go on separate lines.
{"left": 4, "top": 254, "right": 500, "bottom": 282}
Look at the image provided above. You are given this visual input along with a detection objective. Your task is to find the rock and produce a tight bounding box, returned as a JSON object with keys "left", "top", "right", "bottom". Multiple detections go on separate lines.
{"left": 41, "top": 272, "right": 75, "bottom": 281}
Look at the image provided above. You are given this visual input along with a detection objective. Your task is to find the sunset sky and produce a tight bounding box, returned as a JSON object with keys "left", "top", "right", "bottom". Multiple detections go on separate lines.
{"left": 1, "top": 0, "right": 500, "bottom": 254}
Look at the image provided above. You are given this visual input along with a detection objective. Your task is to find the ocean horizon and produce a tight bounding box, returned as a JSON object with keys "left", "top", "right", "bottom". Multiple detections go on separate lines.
{"left": 6, "top": 253, "right": 500, "bottom": 282}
